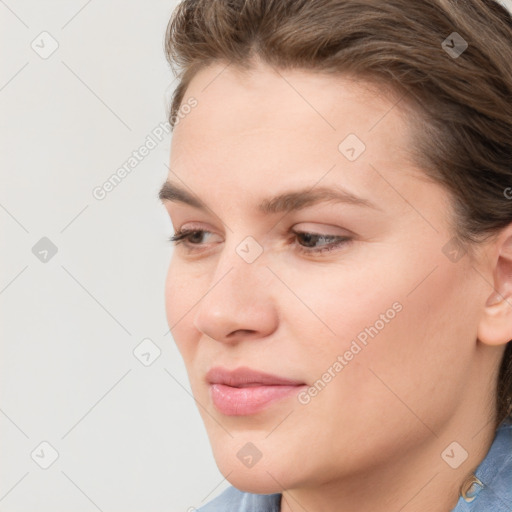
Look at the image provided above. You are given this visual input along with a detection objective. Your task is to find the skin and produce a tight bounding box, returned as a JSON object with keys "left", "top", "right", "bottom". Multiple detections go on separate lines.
{"left": 160, "top": 59, "right": 511, "bottom": 512}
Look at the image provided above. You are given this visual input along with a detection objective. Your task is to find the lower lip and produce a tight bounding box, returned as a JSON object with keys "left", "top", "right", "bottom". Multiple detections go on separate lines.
{"left": 210, "top": 383, "right": 307, "bottom": 416}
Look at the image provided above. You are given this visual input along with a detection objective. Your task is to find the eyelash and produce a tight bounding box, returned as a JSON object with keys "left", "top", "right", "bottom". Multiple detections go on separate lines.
{"left": 168, "top": 228, "right": 352, "bottom": 256}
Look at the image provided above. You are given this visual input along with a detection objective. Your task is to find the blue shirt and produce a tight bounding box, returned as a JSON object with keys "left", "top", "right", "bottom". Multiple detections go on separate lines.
{"left": 197, "top": 418, "right": 512, "bottom": 511}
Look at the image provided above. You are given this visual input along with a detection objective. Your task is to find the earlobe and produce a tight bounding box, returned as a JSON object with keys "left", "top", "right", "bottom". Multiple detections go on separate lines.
{"left": 478, "top": 294, "right": 512, "bottom": 346}
{"left": 485, "top": 290, "right": 503, "bottom": 307}
{"left": 477, "top": 224, "right": 512, "bottom": 347}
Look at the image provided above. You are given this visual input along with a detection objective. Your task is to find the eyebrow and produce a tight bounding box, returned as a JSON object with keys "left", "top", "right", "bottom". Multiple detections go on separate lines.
{"left": 158, "top": 181, "right": 380, "bottom": 214}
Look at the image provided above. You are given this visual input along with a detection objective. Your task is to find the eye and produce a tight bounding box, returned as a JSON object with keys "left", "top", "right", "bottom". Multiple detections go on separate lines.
{"left": 291, "top": 230, "right": 352, "bottom": 255}
{"left": 168, "top": 228, "right": 352, "bottom": 256}
{"left": 168, "top": 228, "right": 219, "bottom": 249}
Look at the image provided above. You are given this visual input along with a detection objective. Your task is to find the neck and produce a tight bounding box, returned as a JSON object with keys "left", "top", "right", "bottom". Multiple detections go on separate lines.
{"left": 279, "top": 414, "right": 497, "bottom": 512}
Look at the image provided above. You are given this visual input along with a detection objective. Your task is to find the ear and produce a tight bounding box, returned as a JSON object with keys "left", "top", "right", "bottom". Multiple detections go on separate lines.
{"left": 477, "top": 223, "right": 512, "bottom": 347}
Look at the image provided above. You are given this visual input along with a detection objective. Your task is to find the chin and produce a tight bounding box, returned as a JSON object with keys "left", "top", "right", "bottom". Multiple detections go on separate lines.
{"left": 223, "top": 469, "right": 286, "bottom": 495}
{"left": 211, "top": 445, "right": 294, "bottom": 494}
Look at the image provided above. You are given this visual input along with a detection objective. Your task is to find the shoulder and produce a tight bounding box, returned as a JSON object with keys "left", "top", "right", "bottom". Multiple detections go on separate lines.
{"left": 196, "top": 485, "right": 281, "bottom": 512}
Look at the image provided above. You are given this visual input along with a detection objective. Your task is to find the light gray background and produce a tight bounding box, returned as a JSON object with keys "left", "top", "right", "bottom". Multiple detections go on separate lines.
{"left": 2, "top": 1, "right": 512, "bottom": 511}
{"left": 1, "top": 1, "right": 225, "bottom": 511}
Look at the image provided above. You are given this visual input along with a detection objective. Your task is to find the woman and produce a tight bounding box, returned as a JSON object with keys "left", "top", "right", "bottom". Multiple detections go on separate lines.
{"left": 158, "top": 0, "right": 512, "bottom": 510}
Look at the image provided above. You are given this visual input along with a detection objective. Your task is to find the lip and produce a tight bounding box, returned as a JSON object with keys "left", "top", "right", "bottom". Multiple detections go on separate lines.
{"left": 206, "top": 366, "right": 307, "bottom": 416}
{"left": 206, "top": 366, "right": 305, "bottom": 387}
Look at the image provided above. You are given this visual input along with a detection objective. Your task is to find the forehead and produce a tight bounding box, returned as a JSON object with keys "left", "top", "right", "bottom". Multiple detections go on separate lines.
{"left": 178, "top": 60, "right": 407, "bottom": 124}
{"left": 169, "top": 61, "right": 426, "bottom": 207}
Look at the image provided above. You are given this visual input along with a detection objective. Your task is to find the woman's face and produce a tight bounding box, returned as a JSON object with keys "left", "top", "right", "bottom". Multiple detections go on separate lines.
{"left": 161, "top": 60, "right": 492, "bottom": 492}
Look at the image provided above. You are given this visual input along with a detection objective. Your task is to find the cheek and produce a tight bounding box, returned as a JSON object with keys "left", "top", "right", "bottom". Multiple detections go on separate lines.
{"left": 284, "top": 244, "right": 475, "bottom": 424}
{"left": 164, "top": 258, "right": 200, "bottom": 359}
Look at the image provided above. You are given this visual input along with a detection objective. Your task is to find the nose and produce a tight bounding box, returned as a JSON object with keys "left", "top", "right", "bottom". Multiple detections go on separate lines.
{"left": 192, "top": 245, "right": 279, "bottom": 344}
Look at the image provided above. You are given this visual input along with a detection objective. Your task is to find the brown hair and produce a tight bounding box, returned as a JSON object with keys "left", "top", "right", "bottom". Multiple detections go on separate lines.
{"left": 164, "top": 0, "right": 512, "bottom": 427}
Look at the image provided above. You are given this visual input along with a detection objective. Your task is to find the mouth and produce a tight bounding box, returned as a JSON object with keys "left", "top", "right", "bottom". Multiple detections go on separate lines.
{"left": 206, "top": 366, "right": 307, "bottom": 416}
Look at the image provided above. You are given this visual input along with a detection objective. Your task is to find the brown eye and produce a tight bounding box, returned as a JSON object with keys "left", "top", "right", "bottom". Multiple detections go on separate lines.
{"left": 169, "top": 229, "right": 219, "bottom": 251}
{"left": 292, "top": 230, "right": 352, "bottom": 255}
